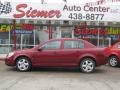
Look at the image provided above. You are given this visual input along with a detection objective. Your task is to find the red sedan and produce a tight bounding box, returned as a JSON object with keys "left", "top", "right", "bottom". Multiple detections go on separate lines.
{"left": 5, "top": 38, "right": 107, "bottom": 73}
{"left": 105, "top": 42, "right": 120, "bottom": 67}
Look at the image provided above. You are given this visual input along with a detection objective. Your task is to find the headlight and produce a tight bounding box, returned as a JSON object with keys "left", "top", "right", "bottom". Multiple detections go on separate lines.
{"left": 7, "top": 52, "right": 14, "bottom": 58}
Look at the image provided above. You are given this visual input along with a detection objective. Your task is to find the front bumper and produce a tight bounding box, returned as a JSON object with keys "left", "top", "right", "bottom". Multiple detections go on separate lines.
{"left": 5, "top": 55, "right": 15, "bottom": 66}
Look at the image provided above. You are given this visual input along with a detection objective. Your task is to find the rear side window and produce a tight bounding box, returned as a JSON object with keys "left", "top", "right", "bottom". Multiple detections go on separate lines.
{"left": 64, "top": 40, "right": 84, "bottom": 49}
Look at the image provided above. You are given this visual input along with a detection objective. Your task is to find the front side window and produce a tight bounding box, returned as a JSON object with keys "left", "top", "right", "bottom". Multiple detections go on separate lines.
{"left": 42, "top": 41, "right": 61, "bottom": 50}
{"left": 64, "top": 40, "right": 84, "bottom": 49}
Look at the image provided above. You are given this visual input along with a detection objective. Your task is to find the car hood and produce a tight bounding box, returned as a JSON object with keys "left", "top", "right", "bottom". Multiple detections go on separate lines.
{"left": 14, "top": 48, "right": 34, "bottom": 53}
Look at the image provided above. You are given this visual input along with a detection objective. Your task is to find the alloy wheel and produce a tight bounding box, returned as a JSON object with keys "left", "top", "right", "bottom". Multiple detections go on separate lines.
{"left": 16, "top": 57, "right": 31, "bottom": 71}
{"left": 80, "top": 58, "right": 95, "bottom": 73}
{"left": 109, "top": 56, "right": 118, "bottom": 67}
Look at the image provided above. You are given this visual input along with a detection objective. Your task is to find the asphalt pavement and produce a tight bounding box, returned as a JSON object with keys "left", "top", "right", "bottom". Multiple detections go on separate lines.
{"left": 0, "top": 61, "right": 120, "bottom": 90}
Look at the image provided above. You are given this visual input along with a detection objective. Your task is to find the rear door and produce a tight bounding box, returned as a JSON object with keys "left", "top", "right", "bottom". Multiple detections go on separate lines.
{"left": 60, "top": 40, "right": 85, "bottom": 67}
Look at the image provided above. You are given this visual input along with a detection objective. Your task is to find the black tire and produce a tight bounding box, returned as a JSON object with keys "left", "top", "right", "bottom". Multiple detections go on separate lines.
{"left": 16, "top": 57, "right": 31, "bottom": 72}
{"left": 108, "top": 56, "right": 118, "bottom": 67}
{"left": 80, "top": 58, "right": 95, "bottom": 73}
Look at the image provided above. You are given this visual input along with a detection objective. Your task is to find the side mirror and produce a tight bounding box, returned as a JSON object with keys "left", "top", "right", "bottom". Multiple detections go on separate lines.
{"left": 38, "top": 46, "right": 45, "bottom": 51}
{"left": 118, "top": 45, "right": 120, "bottom": 49}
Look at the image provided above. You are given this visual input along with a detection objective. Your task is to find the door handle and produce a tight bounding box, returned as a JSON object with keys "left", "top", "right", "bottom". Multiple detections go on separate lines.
{"left": 76, "top": 51, "right": 79, "bottom": 53}
{"left": 53, "top": 51, "right": 57, "bottom": 54}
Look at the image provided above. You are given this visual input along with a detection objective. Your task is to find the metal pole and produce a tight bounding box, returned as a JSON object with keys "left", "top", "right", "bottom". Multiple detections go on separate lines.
{"left": 34, "top": 28, "right": 36, "bottom": 46}
{"left": 97, "top": 22, "right": 100, "bottom": 47}
{"left": 8, "top": 27, "right": 10, "bottom": 52}
{"left": 20, "top": 34, "right": 23, "bottom": 50}
{"left": 13, "top": 19, "right": 16, "bottom": 50}
{"left": 50, "top": 21, "right": 52, "bottom": 39}
{"left": 72, "top": 27, "right": 74, "bottom": 38}
{"left": 48, "top": 20, "right": 52, "bottom": 39}
{"left": 108, "top": 37, "right": 111, "bottom": 47}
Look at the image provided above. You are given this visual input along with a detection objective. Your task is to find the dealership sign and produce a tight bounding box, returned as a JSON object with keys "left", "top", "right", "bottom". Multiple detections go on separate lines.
{"left": 0, "top": 2, "right": 120, "bottom": 21}
{"left": 0, "top": 24, "right": 34, "bottom": 34}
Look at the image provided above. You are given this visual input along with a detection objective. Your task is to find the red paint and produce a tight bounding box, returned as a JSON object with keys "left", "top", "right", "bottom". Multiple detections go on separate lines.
{"left": 105, "top": 42, "right": 120, "bottom": 63}
{"left": 5, "top": 38, "right": 107, "bottom": 68}
{"left": 13, "top": 4, "right": 61, "bottom": 18}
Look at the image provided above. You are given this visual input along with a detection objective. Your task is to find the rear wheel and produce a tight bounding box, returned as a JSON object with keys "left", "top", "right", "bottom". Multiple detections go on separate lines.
{"left": 108, "top": 56, "right": 118, "bottom": 67}
{"left": 80, "top": 58, "right": 95, "bottom": 73}
{"left": 16, "top": 57, "right": 31, "bottom": 72}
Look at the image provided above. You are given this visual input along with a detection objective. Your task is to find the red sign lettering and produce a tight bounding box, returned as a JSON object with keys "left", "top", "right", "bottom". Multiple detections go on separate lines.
{"left": 13, "top": 4, "right": 62, "bottom": 19}
{"left": 22, "top": 24, "right": 34, "bottom": 30}
{"left": 74, "top": 28, "right": 108, "bottom": 35}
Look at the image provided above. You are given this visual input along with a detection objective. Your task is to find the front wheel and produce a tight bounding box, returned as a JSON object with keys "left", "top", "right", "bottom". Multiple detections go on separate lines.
{"left": 108, "top": 56, "right": 118, "bottom": 67}
{"left": 16, "top": 57, "right": 31, "bottom": 72}
{"left": 80, "top": 58, "right": 95, "bottom": 73}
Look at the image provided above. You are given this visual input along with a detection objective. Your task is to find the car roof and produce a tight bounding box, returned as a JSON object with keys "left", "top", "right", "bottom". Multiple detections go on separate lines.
{"left": 37, "top": 38, "right": 96, "bottom": 48}
{"left": 49, "top": 38, "right": 83, "bottom": 41}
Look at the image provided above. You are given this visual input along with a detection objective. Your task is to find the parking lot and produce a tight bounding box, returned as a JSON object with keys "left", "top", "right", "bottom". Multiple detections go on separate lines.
{"left": 1, "top": 61, "right": 120, "bottom": 90}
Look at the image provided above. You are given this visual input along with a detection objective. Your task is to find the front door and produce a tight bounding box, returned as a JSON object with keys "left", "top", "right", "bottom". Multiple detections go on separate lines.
{"left": 33, "top": 40, "right": 62, "bottom": 67}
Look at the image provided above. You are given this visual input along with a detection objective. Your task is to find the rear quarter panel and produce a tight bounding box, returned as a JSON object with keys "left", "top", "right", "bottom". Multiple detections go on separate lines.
{"left": 78, "top": 48, "right": 107, "bottom": 66}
